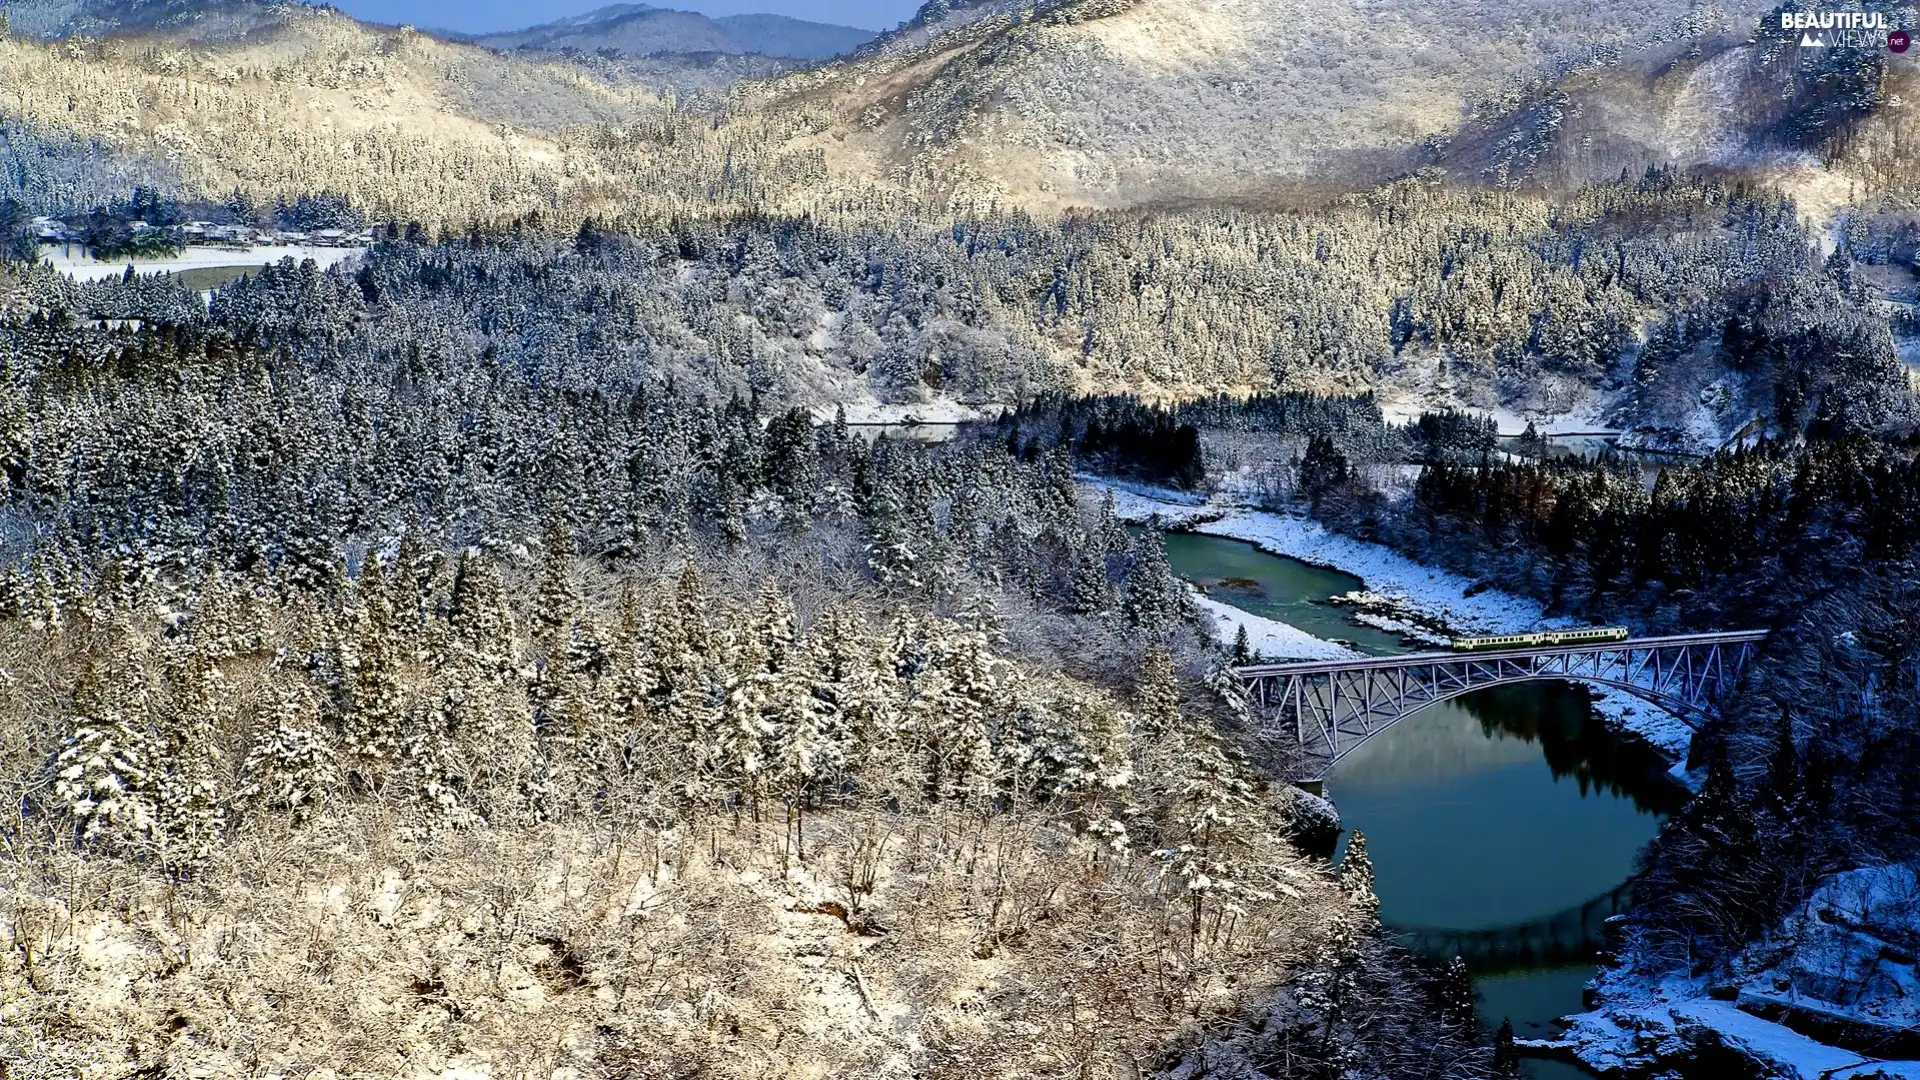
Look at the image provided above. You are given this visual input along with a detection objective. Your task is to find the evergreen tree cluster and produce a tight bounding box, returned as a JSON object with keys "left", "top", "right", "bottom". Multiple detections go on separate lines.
{"left": 988, "top": 391, "right": 1501, "bottom": 495}
{"left": 0, "top": 315, "right": 1196, "bottom": 637}
{"left": 13, "top": 170, "right": 1905, "bottom": 441}
{"left": 0, "top": 234, "right": 1523, "bottom": 1078}
{"left": 3, "top": 530, "right": 1501, "bottom": 1078}
{"left": 1396, "top": 436, "right": 1920, "bottom": 623}
{"left": 36, "top": 557, "right": 1158, "bottom": 859}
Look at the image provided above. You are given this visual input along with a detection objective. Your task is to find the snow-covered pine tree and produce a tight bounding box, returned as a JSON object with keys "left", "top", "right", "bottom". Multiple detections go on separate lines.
{"left": 1136, "top": 645, "right": 1181, "bottom": 740}
{"left": 1001, "top": 681, "right": 1131, "bottom": 798}
{"left": 1206, "top": 662, "right": 1256, "bottom": 731}
{"left": 1096, "top": 490, "right": 1131, "bottom": 559}
{"left": 935, "top": 621, "right": 1001, "bottom": 805}
{"left": 388, "top": 523, "right": 431, "bottom": 643}
{"left": 716, "top": 603, "right": 774, "bottom": 815}
{"left": 1069, "top": 546, "right": 1113, "bottom": 618}
{"left": 338, "top": 556, "right": 405, "bottom": 780}
{"left": 1338, "top": 829, "right": 1380, "bottom": 923}
{"left": 1295, "top": 910, "right": 1368, "bottom": 1075}
{"left": 54, "top": 667, "right": 161, "bottom": 848}
{"left": 241, "top": 676, "right": 340, "bottom": 813}
{"left": 1437, "top": 955, "right": 1475, "bottom": 1030}
{"left": 601, "top": 584, "right": 662, "bottom": 777}
{"left": 651, "top": 568, "right": 729, "bottom": 814}
{"left": 190, "top": 565, "right": 241, "bottom": 659}
{"left": 767, "top": 630, "right": 846, "bottom": 864}
{"left": 863, "top": 480, "right": 923, "bottom": 592}
{"left": 442, "top": 550, "right": 531, "bottom": 814}
{"left": 1123, "top": 529, "right": 1186, "bottom": 631}
{"left": 395, "top": 692, "right": 467, "bottom": 822}
{"left": 808, "top": 605, "right": 892, "bottom": 776}
{"left": 448, "top": 549, "right": 518, "bottom": 684}
{"left": 1163, "top": 729, "right": 1261, "bottom": 945}
{"left": 532, "top": 516, "right": 580, "bottom": 650}
{"left": 153, "top": 649, "right": 230, "bottom": 866}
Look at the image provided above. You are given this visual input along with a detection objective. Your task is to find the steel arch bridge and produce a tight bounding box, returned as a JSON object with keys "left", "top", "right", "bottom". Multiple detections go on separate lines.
{"left": 1235, "top": 631, "right": 1768, "bottom": 781}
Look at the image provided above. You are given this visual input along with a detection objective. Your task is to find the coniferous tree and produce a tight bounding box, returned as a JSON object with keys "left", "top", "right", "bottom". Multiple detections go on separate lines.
{"left": 156, "top": 650, "right": 229, "bottom": 866}
{"left": 1136, "top": 646, "right": 1182, "bottom": 741}
{"left": 54, "top": 666, "right": 161, "bottom": 849}
{"left": 1437, "top": 956, "right": 1476, "bottom": 1030}
{"left": 1069, "top": 547, "right": 1113, "bottom": 618}
{"left": 1339, "top": 829, "right": 1381, "bottom": 924}
{"left": 1231, "top": 623, "right": 1254, "bottom": 666}
{"left": 1123, "top": 530, "right": 1184, "bottom": 631}
{"left": 241, "top": 677, "right": 339, "bottom": 814}
{"left": 339, "top": 558, "right": 404, "bottom": 781}
{"left": 1491, "top": 1018, "right": 1521, "bottom": 1077}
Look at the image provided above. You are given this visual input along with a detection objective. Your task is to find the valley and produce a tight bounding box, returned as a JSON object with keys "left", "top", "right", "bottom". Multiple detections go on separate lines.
{"left": 0, "top": 0, "right": 1917, "bottom": 1076}
{"left": 1147, "top": 525, "right": 1680, "bottom": 1080}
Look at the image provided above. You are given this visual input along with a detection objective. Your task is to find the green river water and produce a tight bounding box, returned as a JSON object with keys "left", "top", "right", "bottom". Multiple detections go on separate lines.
{"left": 1159, "top": 531, "right": 1687, "bottom": 1078}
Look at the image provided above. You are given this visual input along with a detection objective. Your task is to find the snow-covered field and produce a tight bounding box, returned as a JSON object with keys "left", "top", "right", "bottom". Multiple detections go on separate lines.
{"left": 1570, "top": 970, "right": 1920, "bottom": 1078}
{"left": 38, "top": 243, "right": 366, "bottom": 282}
{"left": 1088, "top": 479, "right": 1696, "bottom": 757}
{"left": 807, "top": 398, "right": 1000, "bottom": 425}
{"left": 1377, "top": 389, "right": 1618, "bottom": 438}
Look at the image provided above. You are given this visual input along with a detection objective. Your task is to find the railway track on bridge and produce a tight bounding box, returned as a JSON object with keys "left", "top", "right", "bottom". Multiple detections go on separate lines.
{"left": 1235, "top": 631, "right": 1769, "bottom": 780}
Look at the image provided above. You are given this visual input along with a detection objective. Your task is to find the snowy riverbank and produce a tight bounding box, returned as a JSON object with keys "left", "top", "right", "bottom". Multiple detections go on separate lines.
{"left": 1088, "top": 479, "right": 1920, "bottom": 1079}
{"left": 1187, "top": 587, "right": 1359, "bottom": 663}
{"left": 1560, "top": 863, "right": 1920, "bottom": 1079}
{"left": 1088, "top": 480, "right": 1696, "bottom": 759}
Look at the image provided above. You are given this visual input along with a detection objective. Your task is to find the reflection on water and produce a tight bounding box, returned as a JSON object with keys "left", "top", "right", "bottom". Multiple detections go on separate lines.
{"left": 1478, "top": 967, "right": 1602, "bottom": 1080}
{"left": 1331, "top": 690, "right": 1674, "bottom": 1080}
{"left": 1152, "top": 529, "right": 1686, "bottom": 1077}
{"left": 1332, "top": 689, "right": 1670, "bottom": 932}
{"left": 1459, "top": 685, "right": 1689, "bottom": 814}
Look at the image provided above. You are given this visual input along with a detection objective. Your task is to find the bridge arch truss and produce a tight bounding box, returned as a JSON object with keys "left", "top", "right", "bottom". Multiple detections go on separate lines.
{"left": 1236, "top": 632, "right": 1767, "bottom": 780}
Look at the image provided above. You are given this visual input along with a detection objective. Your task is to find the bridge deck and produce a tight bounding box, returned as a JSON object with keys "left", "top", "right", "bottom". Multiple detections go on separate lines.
{"left": 1234, "top": 630, "right": 1770, "bottom": 678}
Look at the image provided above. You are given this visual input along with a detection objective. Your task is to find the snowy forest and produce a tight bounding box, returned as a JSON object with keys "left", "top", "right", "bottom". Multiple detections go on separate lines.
{"left": 2, "top": 9, "right": 1920, "bottom": 1065}
{"left": 12, "top": 170, "right": 1911, "bottom": 447}
{"left": 2, "top": 148, "right": 1918, "bottom": 1073}
{"left": 0, "top": 232, "right": 1520, "bottom": 1075}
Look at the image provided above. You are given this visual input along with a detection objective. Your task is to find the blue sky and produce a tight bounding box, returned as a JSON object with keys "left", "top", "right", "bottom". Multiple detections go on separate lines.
{"left": 331, "top": 1, "right": 925, "bottom": 34}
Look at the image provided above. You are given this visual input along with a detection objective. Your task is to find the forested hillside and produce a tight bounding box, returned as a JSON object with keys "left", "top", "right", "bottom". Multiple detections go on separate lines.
{"left": 15, "top": 171, "right": 1902, "bottom": 444}
{"left": 0, "top": 244, "right": 1509, "bottom": 1077}
{"left": 12, "top": 0, "right": 1917, "bottom": 225}
{"left": 463, "top": 5, "right": 876, "bottom": 63}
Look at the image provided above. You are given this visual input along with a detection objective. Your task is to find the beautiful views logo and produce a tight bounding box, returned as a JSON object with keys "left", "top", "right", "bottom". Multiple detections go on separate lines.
{"left": 1780, "top": 9, "right": 1904, "bottom": 48}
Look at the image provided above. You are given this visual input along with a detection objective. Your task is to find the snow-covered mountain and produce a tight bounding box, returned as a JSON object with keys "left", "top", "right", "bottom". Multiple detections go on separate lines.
{"left": 757, "top": 0, "right": 1798, "bottom": 209}
{"left": 4, "top": 0, "right": 879, "bottom": 62}
{"left": 462, "top": 3, "right": 877, "bottom": 62}
{"left": 3, "top": 0, "right": 298, "bottom": 40}
{"left": 3, "top": 0, "right": 1909, "bottom": 227}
